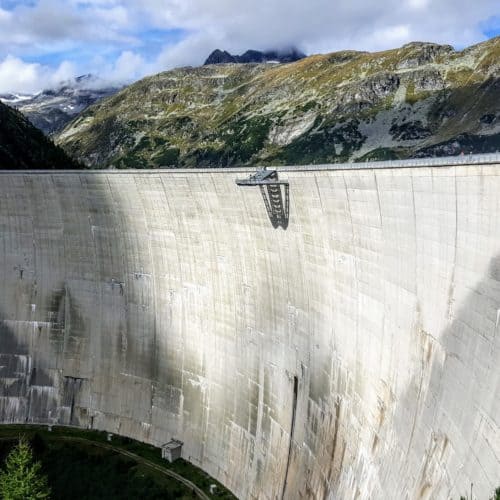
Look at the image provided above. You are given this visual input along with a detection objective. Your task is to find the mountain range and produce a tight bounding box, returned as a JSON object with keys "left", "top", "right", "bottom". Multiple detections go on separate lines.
{"left": 0, "top": 75, "right": 120, "bottom": 136}
{"left": 55, "top": 37, "right": 500, "bottom": 169}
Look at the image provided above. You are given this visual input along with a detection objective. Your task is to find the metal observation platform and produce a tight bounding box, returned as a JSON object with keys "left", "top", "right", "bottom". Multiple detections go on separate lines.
{"left": 232, "top": 154, "right": 500, "bottom": 230}
{"left": 236, "top": 167, "right": 290, "bottom": 229}
{"left": 235, "top": 167, "right": 289, "bottom": 186}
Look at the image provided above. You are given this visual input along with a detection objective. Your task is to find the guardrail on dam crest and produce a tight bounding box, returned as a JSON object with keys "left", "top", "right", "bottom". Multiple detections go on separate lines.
{"left": 1, "top": 154, "right": 499, "bottom": 499}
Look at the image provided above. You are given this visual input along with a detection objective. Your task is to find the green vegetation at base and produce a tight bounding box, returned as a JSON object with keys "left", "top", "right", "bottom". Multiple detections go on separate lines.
{"left": 0, "top": 426, "right": 236, "bottom": 500}
{"left": 0, "top": 437, "right": 50, "bottom": 500}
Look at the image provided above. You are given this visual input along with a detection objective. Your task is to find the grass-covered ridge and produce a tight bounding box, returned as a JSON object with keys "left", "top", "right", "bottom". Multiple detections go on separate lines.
{"left": 56, "top": 37, "right": 500, "bottom": 168}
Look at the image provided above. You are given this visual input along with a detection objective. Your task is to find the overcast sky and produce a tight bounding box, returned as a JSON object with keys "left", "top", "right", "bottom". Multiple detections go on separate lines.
{"left": 0, "top": 0, "right": 498, "bottom": 93}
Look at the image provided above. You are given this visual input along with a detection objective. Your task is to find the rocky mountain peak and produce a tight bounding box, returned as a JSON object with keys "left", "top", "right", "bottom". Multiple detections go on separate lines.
{"left": 401, "top": 41, "right": 454, "bottom": 51}
{"left": 204, "top": 49, "right": 238, "bottom": 64}
{"left": 1, "top": 75, "right": 121, "bottom": 136}
{"left": 204, "top": 47, "right": 306, "bottom": 65}
{"left": 397, "top": 42, "right": 455, "bottom": 68}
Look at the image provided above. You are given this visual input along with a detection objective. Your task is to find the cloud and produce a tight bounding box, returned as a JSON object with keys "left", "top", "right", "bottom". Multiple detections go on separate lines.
{"left": 141, "top": 0, "right": 494, "bottom": 46}
{"left": 156, "top": 32, "right": 224, "bottom": 69}
{"left": 0, "top": 0, "right": 137, "bottom": 55}
{"left": 139, "top": 0, "right": 500, "bottom": 69}
{"left": 101, "top": 50, "right": 149, "bottom": 83}
{"left": 407, "top": 0, "right": 431, "bottom": 10}
{"left": 0, "top": 0, "right": 498, "bottom": 92}
{"left": 0, "top": 55, "right": 77, "bottom": 93}
{"left": 0, "top": 8, "right": 12, "bottom": 22}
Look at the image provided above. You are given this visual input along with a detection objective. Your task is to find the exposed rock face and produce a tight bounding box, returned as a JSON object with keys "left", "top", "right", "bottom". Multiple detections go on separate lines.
{"left": 204, "top": 49, "right": 237, "bottom": 64}
{"left": 204, "top": 47, "right": 306, "bottom": 65}
{"left": 390, "top": 120, "right": 432, "bottom": 140}
{"left": 57, "top": 37, "right": 500, "bottom": 169}
{"left": 0, "top": 101, "right": 80, "bottom": 169}
{"left": 397, "top": 42, "right": 454, "bottom": 68}
{"left": 1, "top": 75, "right": 120, "bottom": 136}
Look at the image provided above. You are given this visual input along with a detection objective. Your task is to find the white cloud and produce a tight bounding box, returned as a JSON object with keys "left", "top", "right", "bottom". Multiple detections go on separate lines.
{"left": 101, "top": 50, "right": 150, "bottom": 83}
{"left": 0, "top": 56, "right": 40, "bottom": 93}
{"left": 0, "top": 55, "right": 77, "bottom": 93}
{"left": 156, "top": 31, "right": 224, "bottom": 69}
{"left": 52, "top": 60, "right": 78, "bottom": 83}
{"left": 0, "top": 0, "right": 137, "bottom": 54}
{"left": 142, "top": 0, "right": 499, "bottom": 69}
{"left": 0, "top": 0, "right": 498, "bottom": 92}
{"left": 407, "top": 0, "right": 431, "bottom": 10}
{"left": 0, "top": 8, "right": 12, "bottom": 22}
{"left": 92, "top": 5, "right": 130, "bottom": 28}
{"left": 370, "top": 25, "right": 412, "bottom": 47}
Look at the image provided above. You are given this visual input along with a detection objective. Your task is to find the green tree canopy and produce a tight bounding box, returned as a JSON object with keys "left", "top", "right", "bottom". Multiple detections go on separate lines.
{"left": 0, "top": 437, "right": 50, "bottom": 500}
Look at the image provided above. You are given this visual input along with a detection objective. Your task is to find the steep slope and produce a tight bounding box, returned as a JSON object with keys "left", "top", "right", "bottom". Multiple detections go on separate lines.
{"left": 57, "top": 37, "right": 500, "bottom": 168}
{"left": 1, "top": 75, "right": 120, "bottom": 136}
{"left": 0, "top": 101, "right": 80, "bottom": 169}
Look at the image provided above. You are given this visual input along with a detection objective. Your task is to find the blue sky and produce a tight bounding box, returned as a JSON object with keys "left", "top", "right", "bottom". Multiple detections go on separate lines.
{"left": 480, "top": 15, "right": 500, "bottom": 38}
{"left": 0, "top": 0, "right": 498, "bottom": 93}
{"left": 21, "top": 27, "right": 187, "bottom": 70}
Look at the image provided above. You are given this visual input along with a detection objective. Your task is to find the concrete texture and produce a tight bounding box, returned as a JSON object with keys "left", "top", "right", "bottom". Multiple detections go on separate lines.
{"left": 0, "top": 155, "right": 499, "bottom": 499}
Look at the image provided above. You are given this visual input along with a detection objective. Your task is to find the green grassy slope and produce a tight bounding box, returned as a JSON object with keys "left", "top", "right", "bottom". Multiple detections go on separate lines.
{"left": 57, "top": 37, "right": 500, "bottom": 168}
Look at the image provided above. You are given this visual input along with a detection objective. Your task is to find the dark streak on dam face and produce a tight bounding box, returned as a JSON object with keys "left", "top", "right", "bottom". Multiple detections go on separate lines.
{"left": 0, "top": 156, "right": 499, "bottom": 499}
{"left": 282, "top": 375, "right": 298, "bottom": 499}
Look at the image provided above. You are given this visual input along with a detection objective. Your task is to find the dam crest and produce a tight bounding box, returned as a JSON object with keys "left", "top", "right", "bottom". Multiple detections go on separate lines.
{"left": 1, "top": 155, "right": 499, "bottom": 499}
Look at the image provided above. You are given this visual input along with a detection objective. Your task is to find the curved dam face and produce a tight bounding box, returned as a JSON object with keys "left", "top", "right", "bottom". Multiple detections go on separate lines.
{"left": 0, "top": 157, "right": 499, "bottom": 499}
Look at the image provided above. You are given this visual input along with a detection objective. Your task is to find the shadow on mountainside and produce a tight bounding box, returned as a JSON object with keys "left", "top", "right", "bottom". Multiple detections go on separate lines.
{"left": 0, "top": 102, "right": 82, "bottom": 170}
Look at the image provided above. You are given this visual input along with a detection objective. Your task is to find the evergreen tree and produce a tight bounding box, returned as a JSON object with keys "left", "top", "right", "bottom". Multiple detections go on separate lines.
{"left": 0, "top": 437, "right": 50, "bottom": 500}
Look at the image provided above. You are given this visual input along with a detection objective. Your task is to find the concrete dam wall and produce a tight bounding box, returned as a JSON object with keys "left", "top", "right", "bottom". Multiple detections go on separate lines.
{"left": 0, "top": 156, "right": 499, "bottom": 499}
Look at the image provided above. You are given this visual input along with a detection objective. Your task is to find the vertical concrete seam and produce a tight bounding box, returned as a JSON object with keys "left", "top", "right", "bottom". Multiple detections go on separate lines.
{"left": 410, "top": 174, "right": 418, "bottom": 299}
{"left": 373, "top": 171, "right": 383, "bottom": 229}
{"left": 448, "top": 167, "right": 459, "bottom": 321}
{"left": 314, "top": 174, "right": 325, "bottom": 213}
{"left": 342, "top": 171, "right": 360, "bottom": 386}
{"left": 137, "top": 174, "right": 158, "bottom": 425}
